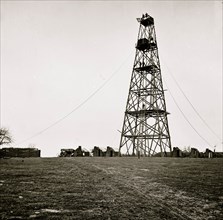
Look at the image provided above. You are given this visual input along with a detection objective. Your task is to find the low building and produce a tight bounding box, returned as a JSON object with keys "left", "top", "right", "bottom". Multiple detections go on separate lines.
{"left": 214, "top": 152, "right": 223, "bottom": 158}
{"left": 73, "top": 146, "right": 83, "bottom": 157}
{"left": 74, "top": 146, "right": 90, "bottom": 157}
{"left": 106, "top": 146, "right": 119, "bottom": 157}
{"left": 205, "top": 148, "right": 213, "bottom": 158}
{"left": 172, "top": 147, "right": 182, "bottom": 157}
{"left": 0, "top": 147, "right": 41, "bottom": 158}
{"left": 154, "top": 151, "right": 171, "bottom": 157}
{"left": 190, "top": 148, "right": 200, "bottom": 158}
{"left": 60, "top": 146, "right": 90, "bottom": 157}
{"left": 83, "top": 151, "right": 90, "bottom": 157}
{"left": 92, "top": 146, "right": 118, "bottom": 157}
{"left": 92, "top": 146, "right": 103, "bottom": 157}
{"left": 59, "top": 149, "right": 74, "bottom": 157}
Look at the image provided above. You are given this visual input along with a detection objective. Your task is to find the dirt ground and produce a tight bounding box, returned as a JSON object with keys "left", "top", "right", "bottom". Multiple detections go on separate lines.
{"left": 0, "top": 157, "right": 223, "bottom": 220}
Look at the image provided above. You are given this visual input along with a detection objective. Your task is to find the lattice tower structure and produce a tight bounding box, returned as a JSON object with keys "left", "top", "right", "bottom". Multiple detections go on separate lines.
{"left": 119, "top": 14, "right": 171, "bottom": 157}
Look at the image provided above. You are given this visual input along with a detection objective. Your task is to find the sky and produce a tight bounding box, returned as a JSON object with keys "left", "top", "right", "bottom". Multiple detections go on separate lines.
{"left": 1, "top": 1, "right": 222, "bottom": 157}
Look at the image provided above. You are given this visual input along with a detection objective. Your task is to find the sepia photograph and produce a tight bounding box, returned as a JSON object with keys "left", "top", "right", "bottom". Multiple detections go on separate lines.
{"left": 0, "top": 0, "right": 222, "bottom": 219}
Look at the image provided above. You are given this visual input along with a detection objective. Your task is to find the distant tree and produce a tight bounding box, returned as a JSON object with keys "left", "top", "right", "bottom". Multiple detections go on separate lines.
{"left": 0, "top": 128, "right": 13, "bottom": 146}
{"left": 183, "top": 146, "right": 191, "bottom": 153}
{"left": 28, "top": 143, "right": 36, "bottom": 148}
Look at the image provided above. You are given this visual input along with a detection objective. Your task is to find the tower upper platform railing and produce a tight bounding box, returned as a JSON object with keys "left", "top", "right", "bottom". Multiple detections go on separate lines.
{"left": 137, "top": 13, "right": 154, "bottom": 27}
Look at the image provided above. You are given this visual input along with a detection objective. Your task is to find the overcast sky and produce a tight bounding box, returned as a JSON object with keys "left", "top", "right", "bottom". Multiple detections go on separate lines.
{"left": 1, "top": 1, "right": 222, "bottom": 157}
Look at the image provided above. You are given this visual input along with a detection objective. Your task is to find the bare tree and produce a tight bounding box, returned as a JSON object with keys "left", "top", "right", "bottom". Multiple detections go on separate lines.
{"left": 0, "top": 128, "right": 13, "bottom": 146}
{"left": 28, "top": 143, "right": 36, "bottom": 148}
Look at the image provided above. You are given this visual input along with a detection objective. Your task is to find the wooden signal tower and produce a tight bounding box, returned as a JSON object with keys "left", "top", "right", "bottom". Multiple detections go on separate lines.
{"left": 119, "top": 14, "right": 171, "bottom": 157}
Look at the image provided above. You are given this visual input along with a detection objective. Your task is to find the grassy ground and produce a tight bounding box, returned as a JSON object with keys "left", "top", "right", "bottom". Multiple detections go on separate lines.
{"left": 0, "top": 157, "right": 223, "bottom": 220}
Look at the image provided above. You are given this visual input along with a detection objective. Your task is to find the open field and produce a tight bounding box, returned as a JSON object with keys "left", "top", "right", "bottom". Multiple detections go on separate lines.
{"left": 0, "top": 157, "right": 223, "bottom": 220}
